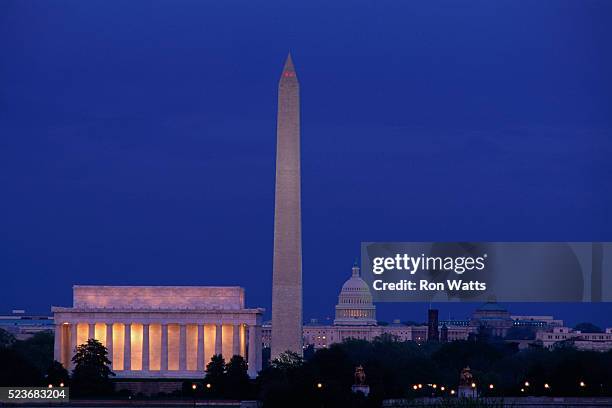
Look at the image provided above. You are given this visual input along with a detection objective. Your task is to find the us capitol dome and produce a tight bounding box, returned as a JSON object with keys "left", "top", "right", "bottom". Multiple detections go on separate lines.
{"left": 333, "top": 262, "right": 377, "bottom": 326}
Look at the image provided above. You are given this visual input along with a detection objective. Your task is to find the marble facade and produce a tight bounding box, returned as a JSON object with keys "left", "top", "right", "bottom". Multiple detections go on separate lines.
{"left": 53, "top": 286, "right": 264, "bottom": 378}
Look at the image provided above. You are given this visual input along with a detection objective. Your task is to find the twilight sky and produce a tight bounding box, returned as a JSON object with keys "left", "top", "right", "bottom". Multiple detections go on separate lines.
{"left": 1, "top": 1, "right": 611, "bottom": 327}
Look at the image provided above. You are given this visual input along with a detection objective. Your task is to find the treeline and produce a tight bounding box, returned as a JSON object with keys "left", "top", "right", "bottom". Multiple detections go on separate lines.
{"left": 258, "top": 334, "right": 612, "bottom": 408}
{"left": 1, "top": 328, "right": 611, "bottom": 406}
{"left": 0, "top": 329, "right": 57, "bottom": 387}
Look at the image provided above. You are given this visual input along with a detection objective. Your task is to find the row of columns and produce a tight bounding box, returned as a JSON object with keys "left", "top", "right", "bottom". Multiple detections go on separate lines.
{"left": 55, "top": 322, "right": 262, "bottom": 377}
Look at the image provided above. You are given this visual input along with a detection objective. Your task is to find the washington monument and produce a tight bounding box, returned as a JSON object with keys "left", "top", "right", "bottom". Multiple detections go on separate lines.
{"left": 271, "top": 53, "right": 303, "bottom": 358}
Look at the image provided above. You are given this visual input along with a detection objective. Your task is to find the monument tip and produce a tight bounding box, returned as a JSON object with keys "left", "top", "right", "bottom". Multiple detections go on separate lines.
{"left": 283, "top": 52, "right": 295, "bottom": 73}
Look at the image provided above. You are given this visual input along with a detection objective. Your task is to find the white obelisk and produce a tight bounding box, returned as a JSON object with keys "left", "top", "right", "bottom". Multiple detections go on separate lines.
{"left": 271, "top": 53, "right": 303, "bottom": 359}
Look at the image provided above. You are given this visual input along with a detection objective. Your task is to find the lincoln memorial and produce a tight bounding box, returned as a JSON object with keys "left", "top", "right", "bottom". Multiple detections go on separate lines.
{"left": 52, "top": 286, "right": 264, "bottom": 378}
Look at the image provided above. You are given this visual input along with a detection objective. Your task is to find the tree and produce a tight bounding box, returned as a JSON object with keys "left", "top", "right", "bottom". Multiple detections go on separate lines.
{"left": 261, "top": 346, "right": 271, "bottom": 369}
{"left": 0, "top": 330, "right": 53, "bottom": 387}
{"left": 12, "top": 331, "right": 54, "bottom": 375}
{"left": 270, "top": 350, "right": 303, "bottom": 372}
{"left": 71, "top": 338, "right": 114, "bottom": 396}
{"left": 0, "top": 328, "right": 16, "bottom": 348}
{"left": 505, "top": 326, "right": 536, "bottom": 340}
{"left": 303, "top": 344, "right": 316, "bottom": 361}
{"left": 204, "top": 354, "right": 226, "bottom": 397}
{"left": 258, "top": 351, "right": 305, "bottom": 408}
{"left": 0, "top": 347, "right": 42, "bottom": 386}
{"left": 226, "top": 355, "right": 251, "bottom": 399}
{"left": 45, "top": 360, "right": 69, "bottom": 387}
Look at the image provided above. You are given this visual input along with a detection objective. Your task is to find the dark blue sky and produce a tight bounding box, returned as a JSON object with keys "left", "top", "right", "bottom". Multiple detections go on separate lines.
{"left": 1, "top": 1, "right": 611, "bottom": 327}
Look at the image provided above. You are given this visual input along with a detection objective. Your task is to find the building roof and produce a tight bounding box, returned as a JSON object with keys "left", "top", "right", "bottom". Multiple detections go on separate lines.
{"left": 477, "top": 301, "right": 508, "bottom": 312}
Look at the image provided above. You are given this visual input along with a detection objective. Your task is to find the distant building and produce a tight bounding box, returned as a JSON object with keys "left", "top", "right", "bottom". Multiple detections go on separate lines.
{"left": 469, "top": 301, "right": 513, "bottom": 337}
{"left": 511, "top": 315, "right": 564, "bottom": 329}
{"left": 443, "top": 325, "right": 472, "bottom": 342}
{"left": 536, "top": 327, "right": 612, "bottom": 352}
{"left": 439, "top": 319, "right": 470, "bottom": 327}
{"left": 427, "top": 309, "right": 439, "bottom": 342}
{"left": 0, "top": 310, "right": 54, "bottom": 340}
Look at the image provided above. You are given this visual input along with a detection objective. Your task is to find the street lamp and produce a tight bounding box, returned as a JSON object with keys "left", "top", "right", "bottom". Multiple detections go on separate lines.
{"left": 47, "top": 384, "right": 53, "bottom": 389}
{"left": 544, "top": 383, "right": 550, "bottom": 389}
{"left": 412, "top": 385, "right": 418, "bottom": 390}
{"left": 432, "top": 384, "right": 437, "bottom": 389}
{"left": 450, "top": 390, "right": 455, "bottom": 395}
{"left": 440, "top": 386, "right": 445, "bottom": 391}
{"left": 471, "top": 382, "right": 476, "bottom": 388}
{"left": 417, "top": 384, "right": 423, "bottom": 389}
{"left": 489, "top": 384, "right": 494, "bottom": 390}
{"left": 191, "top": 383, "right": 197, "bottom": 408}
{"left": 316, "top": 382, "right": 323, "bottom": 389}
{"left": 579, "top": 381, "right": 586, "bottom": 388}
{"left": 524, "top": 381, "right": 530, "bottom": 387}
{"left": 59, "top": 382, "right": 64, "bottom": 388}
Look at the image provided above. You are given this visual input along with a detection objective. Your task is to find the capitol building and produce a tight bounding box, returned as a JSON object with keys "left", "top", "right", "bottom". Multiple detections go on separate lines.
{"left": 262, "top": 263, "right": 471, "bottom": 350}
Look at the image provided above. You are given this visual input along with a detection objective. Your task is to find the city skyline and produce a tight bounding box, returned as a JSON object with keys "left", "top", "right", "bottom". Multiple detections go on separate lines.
{"left": 2, "top": 1, "right": 612, "bottom": 328}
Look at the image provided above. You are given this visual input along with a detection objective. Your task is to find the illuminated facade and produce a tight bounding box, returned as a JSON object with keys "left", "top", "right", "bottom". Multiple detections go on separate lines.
{"left": 53, "top": 286, "right": 263, "bottom": 378}
{"left": 333, "top": 263, "right": 377, "bottom": 326}
{"left": 536, "top": 327, "right": 612, "bottom": 351}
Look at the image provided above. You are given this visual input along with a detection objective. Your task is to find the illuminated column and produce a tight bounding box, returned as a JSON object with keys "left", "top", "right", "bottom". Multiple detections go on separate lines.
{"left": 179, "top": 324, "right": 187, "bottom": 371}
{"left": 255, "top": 324, "right": 262, "bottom": 372}
{"left": 197, "top": 324, "right": 205, "bottom": 372}
{"left": 233, "top": 324, "right": 240, "bottom": 356}
{"left": 106, "top": 323, "right": 113, "bottom": 366}
{"left": 88, "top": 323, "right": 95, "bottom": 341}
{"left": 247, "top": 325, "right": 257, "bottom": 378}
{"left": 54, "top": 324, "right": 61, "bottom": 365}
{"left": 240, "top": 324, "right": 246, "bottom": 357}
{"left": 160, "top": 324, "right": 168, "bottom": 372}
{"left": 142, "top": 324, "right": 150, "bottom": 372}
{"left": 215, "top": 323, "right": 223, "bottom": 356}
{"left": 70, "top": 323, "right": 77, "bottom": 369}
{"left": 124, "top": 323, "right": 131, "bottom": 371}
